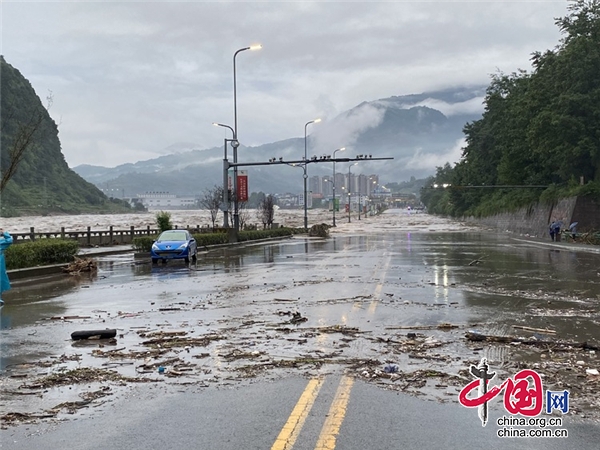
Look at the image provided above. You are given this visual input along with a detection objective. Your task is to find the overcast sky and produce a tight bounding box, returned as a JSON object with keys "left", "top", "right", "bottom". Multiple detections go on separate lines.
{"left": 1, "top": 1, "right": 568, "bottom": 168}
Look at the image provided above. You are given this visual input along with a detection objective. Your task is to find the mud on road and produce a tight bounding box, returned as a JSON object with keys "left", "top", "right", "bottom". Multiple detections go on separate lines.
{"left": 1, "top": 210, "right": 600, "bottom": 427}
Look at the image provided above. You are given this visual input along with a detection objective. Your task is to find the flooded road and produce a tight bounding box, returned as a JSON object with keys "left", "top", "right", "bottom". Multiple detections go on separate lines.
{"left": 1, "top": 210, "right": 600, "bottom": 430}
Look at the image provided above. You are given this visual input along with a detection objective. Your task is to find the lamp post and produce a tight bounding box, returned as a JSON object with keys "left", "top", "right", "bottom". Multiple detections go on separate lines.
{"left": 368, "top": 179, "right": 376, "bottom": 216}
{"left": 213, "top": 122, "right": 235, "bottom": 228}
{"left": 332, "top": 147, "right": 346, "bottom": 227}
{"left": 233, "top": 44, "right": 261, "bottom": 232}
{"left": 358, "top": 175, "right": 361, "bottom": 220}
{"left": 287, "top": 163, "right": 307, "bottom": 211}
{"left": 348, "top": 162, "right": 358, "bottom": 223}
{"left": 303, "top": 118, "right": 320, "bottom": 230}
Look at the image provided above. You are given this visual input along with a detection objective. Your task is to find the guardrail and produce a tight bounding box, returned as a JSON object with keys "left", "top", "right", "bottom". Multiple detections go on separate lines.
{"left": 9, "top": 225, "right": 218, "bottom": 247}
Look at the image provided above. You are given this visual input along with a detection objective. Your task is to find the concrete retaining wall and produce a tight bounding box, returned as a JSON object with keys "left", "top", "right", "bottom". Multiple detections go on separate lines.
{"left": 465, "top": 196, "right": 600, "bottom": 238}
{"left": 572, "top": 196, "right": 600, "bottom": 232}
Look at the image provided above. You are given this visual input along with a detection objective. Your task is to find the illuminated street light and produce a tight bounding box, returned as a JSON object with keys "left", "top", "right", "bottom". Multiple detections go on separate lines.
{"left": 232, "top": 44, "right": 262, "bottom": 232}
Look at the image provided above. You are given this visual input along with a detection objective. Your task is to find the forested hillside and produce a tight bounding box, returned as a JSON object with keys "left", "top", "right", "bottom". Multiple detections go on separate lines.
{"left": 422, "top": 0, "right": 600, "bottom": 217}
{"left": 0, "top": 56, "right": 129, "bottom": 216}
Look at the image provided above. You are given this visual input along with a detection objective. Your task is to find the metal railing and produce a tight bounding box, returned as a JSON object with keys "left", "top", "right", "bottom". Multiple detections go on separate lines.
{"left": 9, "top": 225, "right": 221, "bottom": 247}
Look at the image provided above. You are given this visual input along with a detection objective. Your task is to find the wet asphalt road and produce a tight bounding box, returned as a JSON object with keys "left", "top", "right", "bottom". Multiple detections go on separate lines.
{"left": 2, "top": 376, "right": 600, "bottom": 450}
{"left": 2, "top": 214, "right": 600, "bottom": 449}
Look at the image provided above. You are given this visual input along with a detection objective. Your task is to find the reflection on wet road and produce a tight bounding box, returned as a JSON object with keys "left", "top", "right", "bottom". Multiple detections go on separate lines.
{"left": 1, "top": 228, "right": 599, "bottom": 423}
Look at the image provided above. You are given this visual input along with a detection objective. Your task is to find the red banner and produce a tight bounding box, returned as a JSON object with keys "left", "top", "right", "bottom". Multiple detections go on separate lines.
{"left": 237, "top": 171, "right": 248, "bottom": 202}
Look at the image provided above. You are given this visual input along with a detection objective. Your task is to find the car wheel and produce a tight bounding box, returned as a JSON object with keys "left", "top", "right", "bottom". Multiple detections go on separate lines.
{"left": 192, "top": 253, "right": 197, "bottom": 263}
{"left": 184, "top": 257, "right": 190, "bottom": 264}
{"left": 152, "top": 258, "right": 158, "bottom": 265}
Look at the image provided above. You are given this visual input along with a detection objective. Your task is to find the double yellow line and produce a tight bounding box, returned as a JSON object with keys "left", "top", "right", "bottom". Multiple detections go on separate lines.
{"left": 271, "top": 375, "right": 355, "bottom": 450}
{"left": 314, "top": 376, "right": 355, "bottom": 450}
{"left": 272, "top": 253, "right": 390, "bottom": 449}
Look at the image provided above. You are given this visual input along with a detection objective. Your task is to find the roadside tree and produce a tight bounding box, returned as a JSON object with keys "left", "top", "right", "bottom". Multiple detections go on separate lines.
{"left": 199, "top": 185, "right": 222, "bottom": 229}
{"left": 257, "top": 195, "right": 276, "bottom": 229}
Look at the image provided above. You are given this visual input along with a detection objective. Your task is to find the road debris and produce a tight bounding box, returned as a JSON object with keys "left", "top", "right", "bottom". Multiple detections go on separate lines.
{"left": 71, "top": 329, "right": 117, "bottom": 340}
{"left": 63, "top": 257, "right": 98, "bottom": 274}
{"left": 19, "top": 367, "right": 148, "bottom": 390}
{"left": 46, "top": 315, "right": 92, "bottom": 321}
{"left": 468, "top": 255, "right": 486, "bottom": 266}
{"left": 465, "top": 331, "right": 600, "bottom": 350}
{"left": 513, "top": 325, "right": 556, "bottom": 334}
{"left": 308, "top": 223, "right": 330, "bottom": 238}
{"left": 385, "top": 323, "right": 460, "bottom": 331}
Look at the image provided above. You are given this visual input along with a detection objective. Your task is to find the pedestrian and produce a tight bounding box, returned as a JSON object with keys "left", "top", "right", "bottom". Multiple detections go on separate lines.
{"left": 549, "top": 221, "right": 557, "bottom": 241}
{"left": 569, "top": 222, "right": 578, "bottom": 240}
{"left": 0, "top": 228, "right": 14, "bottom": 306}
{"left": 552, "top": 221, "right": 562, "bottom": 242}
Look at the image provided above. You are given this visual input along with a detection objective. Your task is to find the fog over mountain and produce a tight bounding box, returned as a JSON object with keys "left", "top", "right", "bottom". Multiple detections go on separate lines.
{"left": 74, "top": 87, "right": 485, "bottom": 197}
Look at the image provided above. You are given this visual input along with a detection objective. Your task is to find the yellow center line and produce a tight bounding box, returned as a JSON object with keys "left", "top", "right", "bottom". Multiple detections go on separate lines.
{"left": 271, "top": 377, "right": 325, "bottom": 450}
{"left": 273, "top": 253, "right": 390, "bottom": 450}
{"left": 369, "top": 254, "right": 391, "bottom": 314}
{"left": 314, "top": 375, "right": 355, "bottom": 450}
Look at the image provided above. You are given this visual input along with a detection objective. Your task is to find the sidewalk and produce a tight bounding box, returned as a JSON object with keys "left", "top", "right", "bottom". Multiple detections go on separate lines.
{"left": 8, "top": 245, "right": 135, "bottom": 281}
{"left": 77, "top": 244, "right": 135, "bottom": 257}
{"left": 510, "top": 235, "right": 600, "bottom": 254}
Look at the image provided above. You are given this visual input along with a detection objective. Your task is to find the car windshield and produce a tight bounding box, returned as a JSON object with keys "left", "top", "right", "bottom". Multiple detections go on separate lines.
{"left": 158, "top": 231, "right": 187, "bottom": 241}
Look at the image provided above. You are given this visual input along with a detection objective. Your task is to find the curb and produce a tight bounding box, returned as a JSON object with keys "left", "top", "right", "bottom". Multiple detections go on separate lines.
{"left": 8, "top": 247, "right": 135, "bottom": 281}
{"left": 7, "top": 235, "right": 297, "bottom": 281}
{"left": 509, "top": 236, "right": 600, "bottom": 254}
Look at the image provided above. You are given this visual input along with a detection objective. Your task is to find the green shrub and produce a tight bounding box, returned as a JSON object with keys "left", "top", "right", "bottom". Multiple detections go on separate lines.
{"left": 192, "top": 228, "right": 293, "bottom": 247}
{"left": 155, "top": 211, "right": 173, "bottom": 233}
{"left": 5, "top": 239, "right": 80, "bottom": 270}
{"left": 238, "top": 228, "right": 294, "bottom": 242}
{"left": 193, "top": 233, "right": 229, "bottom": 246}
{"left": 573, "top": 181, "right": 600, "bottom": 200}
{"left": 132, "top": 236, "right": 157, "bottom": 252}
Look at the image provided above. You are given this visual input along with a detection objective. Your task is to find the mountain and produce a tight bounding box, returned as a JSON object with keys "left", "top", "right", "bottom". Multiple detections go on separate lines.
{"left": 73, "top": 86, "right": 485, "bottom": 197}
{"left": 0, "top": 56, "right": 128, "bottom": 216}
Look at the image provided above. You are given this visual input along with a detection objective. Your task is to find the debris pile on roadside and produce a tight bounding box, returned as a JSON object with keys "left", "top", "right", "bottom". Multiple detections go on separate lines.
{"left": 308, "top": 223, "right": 330, "bottom": 238}
{"left": 63, "top": 257, "right": 98, "bottom": 274}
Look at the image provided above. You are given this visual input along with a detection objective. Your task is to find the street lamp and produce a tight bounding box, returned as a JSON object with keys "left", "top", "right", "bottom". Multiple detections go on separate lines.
{"left": 213, "top": 122, "right": 235, "bottom": 228}
{"left": 332, "top": 147, "right": 346, "bottom": 227}
{"left": 303, "top": 118, "right": 321, "bottom": 230}
{"left": 358, "top": 175, "right": 361, "bottom": 220}
{"left": 287, "top": 163, "right": 307, "bottom": 211}
{"left": 348, "top": 162, "right": 358, "bottom": 223}
{"left": 367, "top": 178, "right": 377, "bottom": 216}
{"left": 233, "top": 44, "right": 261, "bottom": 232}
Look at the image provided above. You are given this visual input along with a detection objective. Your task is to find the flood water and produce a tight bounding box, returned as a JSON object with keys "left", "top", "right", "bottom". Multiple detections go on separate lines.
{"left": 1, "top": 210, "right": 599, "bottom": 419}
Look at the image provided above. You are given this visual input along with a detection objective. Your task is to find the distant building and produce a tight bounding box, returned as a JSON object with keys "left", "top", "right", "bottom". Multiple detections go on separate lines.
{"left": 371, "top": 186, "right": 392, "bottom": 198}
{"left": 136, "top": 192, "right": 198, "bottom": 210}
{"left": 309, "top": 176, "right": 321, "bottom": 195}
{"left": 322, "top": 175, "right": 333, "bottom": 198}
{"left": 274, "top": 193, "right": 298, "bottom": 208}
{"left": 272, "top": 173, "right": 382, "bottom": 203}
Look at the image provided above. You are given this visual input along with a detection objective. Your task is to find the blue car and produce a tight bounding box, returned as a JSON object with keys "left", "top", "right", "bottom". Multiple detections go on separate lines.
{"left": 151, "top": 230, "right": 198, "bottom": 264}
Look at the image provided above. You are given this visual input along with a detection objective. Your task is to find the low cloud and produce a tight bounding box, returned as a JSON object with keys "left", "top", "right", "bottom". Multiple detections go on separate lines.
{"left": 404, "top": 137, "right": 465, "bottom": 171}
{"left": 311, "top": 103, "right": 385, "bottom": 155}
{"left": 407, "top": 97, "right": 485, "bottom": 117}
